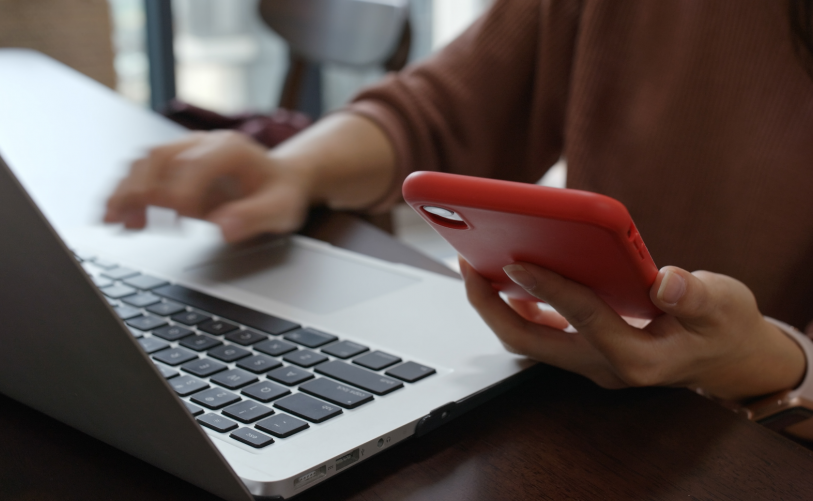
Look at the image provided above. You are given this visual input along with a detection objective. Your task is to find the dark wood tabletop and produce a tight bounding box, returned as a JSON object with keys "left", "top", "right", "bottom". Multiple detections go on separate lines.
{"left": 3, "top": 211, "right": 813, "bottom": 501}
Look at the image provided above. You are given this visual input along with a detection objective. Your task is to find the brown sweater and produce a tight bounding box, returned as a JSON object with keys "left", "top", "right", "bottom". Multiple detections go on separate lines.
{"left": 348, "top": 0, "right": 813, "bottom": 328}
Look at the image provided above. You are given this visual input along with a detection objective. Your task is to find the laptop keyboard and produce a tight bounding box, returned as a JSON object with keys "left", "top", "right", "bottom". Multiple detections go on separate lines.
{"left": 75, "top": 252, "right": 436, "bottom": 449}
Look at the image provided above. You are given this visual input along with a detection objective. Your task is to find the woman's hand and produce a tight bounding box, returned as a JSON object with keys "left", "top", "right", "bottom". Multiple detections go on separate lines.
{"left": 460, "top": 259, "right": 806, "bottom": 401}
{"left": 104, "top": 113, "right": 396, "bottom": 242}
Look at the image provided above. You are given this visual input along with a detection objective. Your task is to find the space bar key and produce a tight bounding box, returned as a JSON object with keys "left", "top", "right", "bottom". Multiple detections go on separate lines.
{"left": 314, "top": 361, "right": 403, "bottom": 396}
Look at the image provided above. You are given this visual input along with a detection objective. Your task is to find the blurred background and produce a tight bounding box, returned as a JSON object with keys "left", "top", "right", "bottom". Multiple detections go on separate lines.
{"left": 1, "top": 0, "right": 564, "bottom": 270}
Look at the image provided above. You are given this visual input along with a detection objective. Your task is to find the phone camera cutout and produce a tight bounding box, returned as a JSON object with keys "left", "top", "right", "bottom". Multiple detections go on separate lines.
{"left": 421, "top": 206, "right": 468, "bottom": 229}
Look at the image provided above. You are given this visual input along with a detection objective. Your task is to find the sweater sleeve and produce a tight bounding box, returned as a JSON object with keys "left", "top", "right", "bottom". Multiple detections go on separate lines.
{"left": 345, "top": 0, "right": 582, "bottom": 212}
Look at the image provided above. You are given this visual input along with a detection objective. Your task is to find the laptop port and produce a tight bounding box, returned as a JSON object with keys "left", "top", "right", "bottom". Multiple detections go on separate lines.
{"left": 336, "top": 448, "right": 360, "bottom": 471}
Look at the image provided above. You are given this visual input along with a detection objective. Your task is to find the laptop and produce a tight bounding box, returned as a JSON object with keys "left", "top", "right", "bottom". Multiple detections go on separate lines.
{"left": 0, "top": 49, "right": 533, "bottom": 500}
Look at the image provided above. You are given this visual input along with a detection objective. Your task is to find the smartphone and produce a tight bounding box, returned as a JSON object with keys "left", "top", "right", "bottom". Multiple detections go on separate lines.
{"left": 402, "top": 171, "right": 661, "bottom": 319}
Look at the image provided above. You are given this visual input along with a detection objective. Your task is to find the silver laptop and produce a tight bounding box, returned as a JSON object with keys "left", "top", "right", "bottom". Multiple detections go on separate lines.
{"left": 0, "top": 49, "right": 533, "bottom": 500}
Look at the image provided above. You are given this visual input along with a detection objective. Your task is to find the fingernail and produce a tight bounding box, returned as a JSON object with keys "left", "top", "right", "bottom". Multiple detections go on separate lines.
{"left": 657, "top": 270, "right": 686, "bottom": 305}
{"left": 503, "top": 264, "right": 536, "bottom": 290}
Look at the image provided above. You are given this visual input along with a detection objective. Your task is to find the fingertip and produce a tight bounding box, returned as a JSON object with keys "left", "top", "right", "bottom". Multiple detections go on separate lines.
{"left": 655, "top": 269, "right": 687, "bottom": 306}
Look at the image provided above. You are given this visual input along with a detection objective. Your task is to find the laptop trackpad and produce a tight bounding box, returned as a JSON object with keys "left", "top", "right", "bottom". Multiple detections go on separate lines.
{"left": 184, "top": 239, "right": 419, "bottom": 315}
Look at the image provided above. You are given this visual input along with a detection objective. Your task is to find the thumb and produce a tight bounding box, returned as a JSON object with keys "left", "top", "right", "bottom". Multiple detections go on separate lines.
{"left": 208, "top": 185, "right": 308, "bottom": 242}
{"left": 650, "top": 266, "right": 721, "bottom": 323}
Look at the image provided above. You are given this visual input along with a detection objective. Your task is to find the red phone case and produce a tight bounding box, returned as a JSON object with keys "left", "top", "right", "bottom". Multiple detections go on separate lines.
{"left": 402, "top": 171, "right": 661, "bottom": 319}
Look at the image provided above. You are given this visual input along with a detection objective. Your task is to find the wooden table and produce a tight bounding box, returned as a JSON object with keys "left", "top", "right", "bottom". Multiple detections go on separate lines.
{"left": 2, "top": 210, "right": 813, "bottom": 501}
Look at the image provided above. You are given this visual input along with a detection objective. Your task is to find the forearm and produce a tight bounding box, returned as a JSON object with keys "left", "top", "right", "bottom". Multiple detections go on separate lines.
{"left": 269, "top": 112, "right": 396, "bottom": 212}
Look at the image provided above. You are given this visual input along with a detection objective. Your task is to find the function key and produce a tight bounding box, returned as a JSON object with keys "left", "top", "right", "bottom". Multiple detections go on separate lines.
{"left": 255, "top": 413, "right": 309, "bottom": 438}
{"left": 184, "top": 401, "right": 205, "bottom": 416}
{"left": 101, "top": 284, "right": 137, "bottom": 299}
{"left": 147, "top": 301, "right": 186, "bottom": 317}
{"left": 241, "top": 381, "right": 290, "bottom": 403}
{"left": 169, "top": 375, "right": 208, "bottom": 396}
{"left": 283, "top": 350, "right": 328, "bottom": 368}
{"left": 230, "top": 427, "right": 274, "bottom": 448}
{"left": 101, "top": 267, "right": 140, "bottom": 280}
{"left": 274, "top": 393, "right": 342, "bottom": 423}
{"left": 171, "top": 311, "right": 212, "bottom": 326}
{"left": 114, "top": 305, "right": 141, "bottom": 320}
{"left": 254, "top": 339, "right": 297, "bottom": 357}
{"left": 225, "top": 330, "right": 267, "bottom": 346}
{"left": 208, "top": 344, "right": 251, "bottom": 363}
{"left": 155, "top": 364, "right": 179, "bottom": 379}
{"left": 91, "top": 258, "right": 118, "bottom": 270}
{"left": 179, "top": 334, "right": 222, "bottom": 352}
{"left": 152, "top": 325, "right": 194, "bottom": 341}
{"left": 299, "top": 378, "right": 373, "bottom": 409}
{"left": 123, "top": 274, "right": 168, "bottom": 290}
{"left": 267, "top": 366, "right": 314, "bottom": 386}
{"left": 321, "top": 340, "right": 368, "bottom": 359}
{"left": 137, "top": 337, "right": 169, "bottom": 354}
{"left": 211, "top": 369, "right": 259, "bottom": 390}
{"left": 126, "top": 315, "right": 167, "bottom": 332}
{"left": 223, "top": 400, "right": 274, "bottom": 423}
{"left": 153, "top": 347, "right": 198, "bottom": 366}
{"left": 197, "top": 413, "right": 238, "bottom": 433}
{"left": 283, "top": 328, "right": 338, "bottom": 348}
{"left": 92, "top": 276, "right": 113, "bottom": 288}
{"left": 121, "top": 293, "right": 161, "bottom": 308}
{"left": 237, "top": 354, "right": 282, "bottom": 374}
{"left": 353, "top": 351, "right": 401, "bottom": 371}
{"left": 315, "top": 361, "right": 403, "bottom": 396}
{"left": 192, "top": 387, "right": 241, "bottom": 410}
{"left": 386, "top": 362, "right": 437, "bottom": 382}
{"left": 199, "top": 319, "right": 239, "bottom": 336}
{"left": 181, "top": 358, "right": 227, "bottom": 378}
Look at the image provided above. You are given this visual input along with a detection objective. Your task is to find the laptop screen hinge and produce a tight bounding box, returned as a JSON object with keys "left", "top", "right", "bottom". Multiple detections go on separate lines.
{"left": 414, "top": 402, "right": 458, "bottom": 438}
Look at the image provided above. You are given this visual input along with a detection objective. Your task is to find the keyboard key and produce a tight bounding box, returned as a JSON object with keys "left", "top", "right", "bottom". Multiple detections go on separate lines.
{"left": 230, "top": 427, "right": 274, "bottom": 448}
{"left": 237, "top": 354, "right": 282, "bottom": 374}
{"left": 386, "top": 361, "right": 437, "bottom": 383}
{"left": 137, "top": 337, "right": 170, "bottom": 354}
{"left": 123, "top": 274, "right": 168, "bottom": 290}
{"left": 192, "top": 387, "right": 241, "bottom": 410}
{"left": 153, "top": 347, "right": 198, "bottom": 366}
{"left": 283, "top": 328, "right": 338, "bottom": 348}
{"left": 105, "top": 297, "right": 118, "bottom": 306}
{"left": 267, "top": 366, "right": 314, "bottom": 386}
{"left": 121, "top": 292, "right": 161, "bottom": 308}
{"left": 208, "top": 345, "right": 251, "bottom": 363}
{"left": 274, "top": 393, "right": 342, "bottom": 423}
{"left": 184, "top": 401, "right": 204, "bottom": 416}
{"left": 101, "top": 267, "right": 139, "bottom": 280}
{"left": 255, "top": 413, "right": 309, "bottom": 438}
{"left": 198, "top": 319, "right": 239, "bottom": 336}
{"left": 283, "top": 349, "right": 328, "bottom": 368}
{"left": 353, "top": 351, "right": 401, "bottom": 371}
{"left": 223, "top": 400, "right": 274, "bottom": 423}
{"left": 254, "top": 339, "right": 297, "bottom": 357}
{"left": 114, "top": 305, "right": 141, "bottom": 320}
{"left": 72, "top": 250, "right": 95, "bottom": 262}
{"left": 92, "top": 275, "right": 113, "bottom": 288}
{"left": 211, "top": 369, "right": 258, "bottom": 390}
{"left": 154, "top": 284, "right": 300, "bottom": 335}
{"left": 181, "top": 358, "right": 227, "bottom": 378}
{"left": 321, "top": 340, "right": 368, "bottom": 359}
{"left": 169, "top": 375, "right": 209, "bottom": 396}
{"left": 147, "top": 301, "right": 187, "bottom": 316}
{"left": 315, "top": 361, "right": 403, "bottom": 396}
{"left": 225, "top": 330, "right": 266, "bottom": 346}
{"left": 299, "top": 378, "right": 373, "bottom": 409}
{"left": 128, "top": 326, "right": 144, "bottom": 338}
{"left": 155, "top": 364, "right": 179, "bottom": 379}
{"left": 101, "top": 284, "right": 137, "bottom": 299}
{"left": 126, "top": 315, "right": 167, "bottom": 331}
{"left": 152, "top": 325, "right": 194, "bottom": 341}
{"left": 241, "top": 381, "right": 290, "bottom": 403}
{"left": 179, "top": 335, "right": 222, "bottom": 352}
{"left": 197, "top": 413, "right": 238, "bottom": 433}
{"left": 91, "top": 258, "right": 117, "bottom": 270}
{"left": 171, "top": 311, "right": 211, "bottom": 326}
